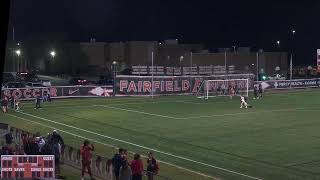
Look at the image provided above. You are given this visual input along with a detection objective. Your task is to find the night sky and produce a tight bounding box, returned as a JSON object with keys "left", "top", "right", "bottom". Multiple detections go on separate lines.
{"left": 8, "top": 0, "right": 320, "bottom": 65}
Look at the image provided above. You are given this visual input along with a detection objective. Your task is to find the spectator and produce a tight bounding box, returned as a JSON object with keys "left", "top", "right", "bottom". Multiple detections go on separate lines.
{"left": 112, "top": 148, "right": 125, "bottom": 180}
{"left": 146, "top": 152, "right": 159, "bottom": 180}
{"left": 52, "top": 141, "right": 61, "bottom": 177}
{"left": 119, "top": 161, "right": 132, "bottom": 180}
{"left": 35, "top": 136, "right": 46, "bottom": 153}
{"left": 1, "top": 144, "right": 15, "bottom": 155}
{"left": 24, "top": 137, "right": 39, "bottom": 155}
{"left": 51, "top": 130, "right": 65, "bottom": 148}
{"left": 80, "top": 140, "right": 95, "bottom": 180}
{"left": 131, "top": 153, "right": 144, "bottom": 180}
{"left": 106, "top": 159, "right": 115, "bottom": 180}
{"left": 5, "top": 128, "right": 14, "bottom": 144}
{"left": 123, "top": 149, "right": 128, "bottom": 161}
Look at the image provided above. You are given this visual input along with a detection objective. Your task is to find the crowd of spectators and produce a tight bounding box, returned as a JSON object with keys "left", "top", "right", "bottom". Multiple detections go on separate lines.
{"left": 1, "top": 128, "right": 161, "bottom": 180}
{"left": 0, "top": 128, "right": 65, "bottom": 179}
{"left": 108, "top": 148, "right": 159, "bottom": 180}
{"left": 80, "top": 143, "right": 160, "bottom": 180}
{"left": 1, "top": 96, "right": 22, "bottom": 113}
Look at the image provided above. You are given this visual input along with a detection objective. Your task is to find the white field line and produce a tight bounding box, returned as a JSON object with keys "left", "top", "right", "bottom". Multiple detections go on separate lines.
{"left": 94, "top": 104, "right": 320, "bottom": 120}
{"left": 184, "top": 107, "right": 320, "bottom": 119}
{"left": 15, "top": 111, "right": 263, "bottom": 180}
{"left": 6, "top": 113, "right": 219, "bottom": 180}
{"left": 21, "top": 100, "right": 178, "bottom": 109}
{"left": 93, "top": 105, "right": 182, "bottom": 120}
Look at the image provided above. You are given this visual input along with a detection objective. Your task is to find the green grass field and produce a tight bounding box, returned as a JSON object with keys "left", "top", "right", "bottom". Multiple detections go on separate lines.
{"left": 1, "top": 90, "right": 320, "bottom": 180}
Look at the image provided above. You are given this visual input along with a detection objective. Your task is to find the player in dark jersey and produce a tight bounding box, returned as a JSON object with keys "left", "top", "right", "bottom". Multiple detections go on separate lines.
{"left": 253, "top": 85, "right": 258, "bottom": 99}
{"left": 35, "top": 95, "right": 42, "bottom": 109}
{"left": 258, "top": 84, "right": 263, "bottom": 98}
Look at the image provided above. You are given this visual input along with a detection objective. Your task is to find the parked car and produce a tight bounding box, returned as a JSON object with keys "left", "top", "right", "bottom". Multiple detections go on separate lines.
{"left": 2, "top": 82, "right": 25, "bottom": 88}
{"left": 42, "top": 80, "right": 52, "bottom": 87}
{"left": 2, "top": 72, "right": 16, "bottom": 83}
{"left": 69, "top": 77, "right": 89, "bottom": 86}
{"left": 97, "top": 75, "right": 113, "bottom": 85}
{"left": 16, "top": 72, "right": 39, "bottom": 82}
{"left": 26, "top": 82, "right": 46, "bottom": 88}
{"left": 268, "top": 74, "right": 286, "bottom": 80}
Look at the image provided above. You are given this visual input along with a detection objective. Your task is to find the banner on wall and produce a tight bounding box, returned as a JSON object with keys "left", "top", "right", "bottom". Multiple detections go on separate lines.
{"left": 116, "top": 74, "right": 255, "bottom": 95}
{"left": 256, "top": 78, "right": 320, "bottom": 90}
{"left": 317, "top": 49, "right": 320, "bottom": 72}
{"left": 1, "top": 86, "right": 113, "bottom": 100}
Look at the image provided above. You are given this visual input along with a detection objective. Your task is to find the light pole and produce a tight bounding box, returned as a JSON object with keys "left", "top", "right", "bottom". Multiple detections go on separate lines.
{"left": 112, "top": 61, "right": 117, "bottom": 97}
{"left": 15, "top": 49, "right": 21, "bottom": 72}
{"left": 49, "top": 51, "right": 56, "bottom": 74}
{"left": 180, "top": 55, "right": 184, "bottom": 75}
{"left": 290, "top": 30, "right": 296, "bottom": 81}
{"left": 276, "top": 41, "right": 280, "bottom": 49}
{"left": 256, "top": 52, "right": 259, "bottom": 81}
{"left": 232, "top": 45, "right": 236, "bottom": 53}
{"left": 224, "top": 50, "right": 227, "bottom": 76}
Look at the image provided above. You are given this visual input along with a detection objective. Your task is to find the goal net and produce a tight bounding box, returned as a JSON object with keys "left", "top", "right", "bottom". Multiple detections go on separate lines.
{"left": 197, "top": 79, "right": 249, "bottom": 99}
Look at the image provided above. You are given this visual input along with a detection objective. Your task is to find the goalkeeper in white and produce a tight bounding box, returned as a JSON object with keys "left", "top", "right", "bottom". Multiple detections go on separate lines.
{"left": 240, "top": 96, "right": 248, "bottom": 108}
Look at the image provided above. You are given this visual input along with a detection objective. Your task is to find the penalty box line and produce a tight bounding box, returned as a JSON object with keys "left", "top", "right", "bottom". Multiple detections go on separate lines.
{"left": 7, "top": 113, "right": 219, "bottom": 180}
{"left": 15, "top": 111, "right": 263, "bottom": 180}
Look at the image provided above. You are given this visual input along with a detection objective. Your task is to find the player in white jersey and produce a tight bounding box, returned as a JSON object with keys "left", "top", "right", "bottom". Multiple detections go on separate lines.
{"left": 240, "top": 95, "right": 248, "bottom": 108}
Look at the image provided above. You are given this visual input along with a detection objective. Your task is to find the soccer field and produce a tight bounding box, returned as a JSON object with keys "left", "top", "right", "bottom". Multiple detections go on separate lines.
{"left": 2, "top": 90, "right": 320, "bottom": 180}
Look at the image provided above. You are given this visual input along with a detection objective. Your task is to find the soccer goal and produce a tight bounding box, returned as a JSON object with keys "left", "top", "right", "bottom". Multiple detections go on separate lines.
{"left": 196, "top": 79, "right": 249, "bottom": 99}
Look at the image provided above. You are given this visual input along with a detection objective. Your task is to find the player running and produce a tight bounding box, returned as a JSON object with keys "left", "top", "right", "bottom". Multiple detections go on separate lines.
{"left": 240, "top": 95, "right": 248, "bottom": 108}
{"left": 258, "top": 84, "right": 263, "bottom": 98}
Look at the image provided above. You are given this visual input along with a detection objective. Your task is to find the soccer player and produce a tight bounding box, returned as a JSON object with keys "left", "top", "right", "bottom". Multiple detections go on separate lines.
{"left": 240, "top": 95, "right": 248, "bottom": 108}
{"left": 34, "top": 95, "right": 42, "bottom": 109}
{"left": 1, "top": 97, "right": 8, "bottom": 113}
{"left": 253, "top": 85, "right": 259, "bottom": 99}
{"left": 229, "top": 86, "right": 235, "bottom": 99}
{"left": 15, "top": 98, "right": 21, "bottom": 111}
{"left": 258, "top": 84, "right": 263, "bottom": 98}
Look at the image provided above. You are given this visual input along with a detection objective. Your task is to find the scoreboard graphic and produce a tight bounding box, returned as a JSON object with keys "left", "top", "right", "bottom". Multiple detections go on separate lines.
{"left": 1, "top": 155, "right": 55, "bottom": 179}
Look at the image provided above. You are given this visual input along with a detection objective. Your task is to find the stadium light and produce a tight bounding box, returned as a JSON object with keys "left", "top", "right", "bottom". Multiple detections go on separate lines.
{"left": 50, "top": 51, "right": 56, "bottom": 58}
{"left": 180, "top": 56, "right": 184, "bottom": 62}
{"left": 262, "top": 75, "right": 267, "bottom": 81}
{"left": 15, "top": 49, "right": 21, "bottom": 56}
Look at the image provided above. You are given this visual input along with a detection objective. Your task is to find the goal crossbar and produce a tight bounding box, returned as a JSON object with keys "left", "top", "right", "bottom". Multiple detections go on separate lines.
{"left": 197, "top": 79, "right": 249, "bottom": 99}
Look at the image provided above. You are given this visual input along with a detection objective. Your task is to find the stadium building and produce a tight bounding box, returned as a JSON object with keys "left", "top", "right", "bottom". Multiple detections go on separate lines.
{"left": 80, "top": 39, "right": 288, "bottom": 78}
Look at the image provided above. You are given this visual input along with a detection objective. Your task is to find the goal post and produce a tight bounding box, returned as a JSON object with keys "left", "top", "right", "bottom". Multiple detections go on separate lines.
{"left": 196, "top": 79, "right": 249, "bottom": 99}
